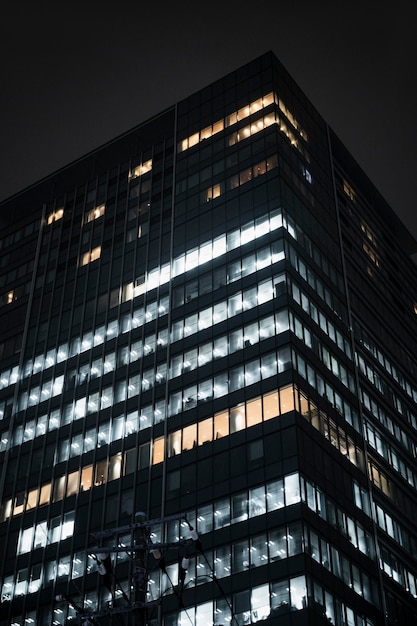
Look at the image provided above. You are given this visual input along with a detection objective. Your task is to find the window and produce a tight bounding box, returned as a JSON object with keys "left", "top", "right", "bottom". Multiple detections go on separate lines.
{"left": 46, "top": 208, "right": 64, "bottom": 224}
{"left": 80, "top": 245, "right": 101, "bottom": 266}
{"left": 85, "top": 203, "right": 105, "bottom": 223}
{"left": 129, "top": 159, "right": 152, "bottom": 179}
{"left": 94, "top": 460, "right": 108, "bottom": 486}
{"left": 206, "top": 183, "right": 221, "bottom": 201}
{"left": 18, "top": 527, "right": 34, "bottom": 553}
{"left": 343, "top": 180, "right": 355, "bottom": 201}
{"left": 6, "top": 290, "right": 15, "bottom": 304}
{"left": 153, "top": 438, "right": 165, "bottom": 464}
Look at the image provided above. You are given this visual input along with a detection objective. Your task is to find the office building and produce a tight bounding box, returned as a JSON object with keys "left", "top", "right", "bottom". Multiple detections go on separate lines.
{"left": 1, "top": 51, "right": 417, "bottom": 626}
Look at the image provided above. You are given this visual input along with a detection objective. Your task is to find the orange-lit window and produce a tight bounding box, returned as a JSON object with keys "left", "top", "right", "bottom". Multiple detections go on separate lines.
{"left": 206, "top": 184, "right": 221, "bottom": 201}
{"left": 363, "top": 243, "right": 380, "bottom": 267}
{"left": 254, "top": 161, "right": 267, "bottom": 177}
{"left": 6, "top": 291, "right": 14, "bottom": 304}
{"left": 278, "top": 99, "right": 307, "bottom": 140}
{"left": 343, "top": 180, "right": 355, "bottom": 201}
{"left": 299, "top": 393, "right": 309, "bottom": 417}
{"left": 26, "top": 489, "right": 38, "bottom": 510}
{"left": 153, "top": 437, "right": 165, "bottom": 464}
{"left": 237, "top": 103, "right": 250, "bottom": 120}
{"left": 361, "top": 221, "right": 377, "bottom": 245}
{"left": 66, "top": 471, "right": 79, "bottom": 496}
{"left": 81, "top": 466, "right": 93, "bottom": 491}
{"left": 214, "top": 411, "right": 229, "bottom": 438}
{"left": 279, "top": 386, "right": 295, "bottom": 414}
{"left": 198, "top": 418, "right": 213, "bottom": 445}
{"left": 86, "top": 204, "right": 105, "bottom": 223}
{"left": 263, "top": 391, "right": 279, "bottom": 420}
{"left": 81, "top": 245, "right": 101, "bottom": 266}
{"left": 246, "top": 397, "right": 262, "bottom": 427}
{"left": 182, "top": 424, "right": 197, "bottom": 451}
{"left": 200, "top": 125, "right": 212, "bottom": 140}
{"left": 39, "top": 484, "right": 51, "bottom": 506}
{"left": 188, "top": 133, "right": 199, "bottom": 149}
{"left": 129, "top": 159, "right": 153, "bottom": 179}
{"left": 178, "top": 91, "right": 308, "bottom": 157}
{"left": 226, "top": 111, "right": 238, "bottom": 127}
{"left": 46, "top": 208, "right": 64, "bottom": 224}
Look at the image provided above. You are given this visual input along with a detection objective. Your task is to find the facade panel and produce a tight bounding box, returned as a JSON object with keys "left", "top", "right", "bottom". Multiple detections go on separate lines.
{"left": 1, "top": 52, "right": 417, "bottom": 626}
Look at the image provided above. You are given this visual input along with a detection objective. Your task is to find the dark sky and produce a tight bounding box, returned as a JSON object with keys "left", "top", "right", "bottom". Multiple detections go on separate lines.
{"left": 1, "top": 1, "right": 416, "bottom": 242}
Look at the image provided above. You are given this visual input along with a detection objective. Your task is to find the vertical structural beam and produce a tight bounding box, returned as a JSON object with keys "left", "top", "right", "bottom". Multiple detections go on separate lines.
{"left": 133, "top": 512, "right": 148, "bottom": 626}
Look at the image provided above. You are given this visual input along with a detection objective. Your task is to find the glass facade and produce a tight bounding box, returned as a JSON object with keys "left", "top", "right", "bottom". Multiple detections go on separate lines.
{"left": 1, "top": 52, "right": 417, "bottom": 626}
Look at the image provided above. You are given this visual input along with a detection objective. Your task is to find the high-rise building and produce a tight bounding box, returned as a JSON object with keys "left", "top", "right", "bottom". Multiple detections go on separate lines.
{"left": 1, "top": 51, "right": 417, "bottom": 626}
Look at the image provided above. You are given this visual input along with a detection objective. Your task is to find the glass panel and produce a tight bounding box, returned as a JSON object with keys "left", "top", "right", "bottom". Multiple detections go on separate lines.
{"left": 249, "top": 485, "right": 266, "bottom": 517}
{"left": 94, "top": 460, "right": 108, "bottom": 486}
{"left": 214, "top": 547, "right": 231, "bottom": 579}
{"left": 39, "top": 483, "right": 51, "bottom": 506}
{"left": 66, "top": 471, "right": 79, "bottom": 496}
{"left": 290, "top": 575, "right": 306, "bottom": 610}
{"left": 214, "top": 411, "right": 229, "bottom": 438}
{"left": 182, "top": 425, "right": 197, "bottom": 451}
{"left": 34, "top": 522, "right": 47, "bottom": 548}
{"left": 214, "top": 498, "right": 230, "bottom": 529}
{"left": 284, "top": 473, "right": 300, "bottom": 505}
{"left": 267, "top": 478, "right": 284, "bottom": 510}
{"left": 263, "top": 391, "right": 279, "bottom": 420}
{"left": 231, "top": 494, "right": 248, "bottom": 524}
{"left": 246, "top": 397, "right": 262, "bottom": 427}
{"left": 19, "top": 527, "right": 33, "bottom": 553}
{"left": 198, "top": 418, "right": 212, "bottom": 445}
{"left": 81, "top": 465, "right": 93, "bottom": 491}
{"left": 153, "top": 438, "right": 165, "bottom": 464}
{"left": 27, "top": 488, "right": 38, "bottom": 510}
{"left": 197, "top": 503, "right": 213, "bottom": 534}
{"left": 270, "top": 579, "right": 289, "bottom": 613}
{"left": 230, "top": 405, "right": 245, "bottom": 433}
{"left": 168, "top": 430, "right": 181, "bottom": 457}
{"left": 251, "top": 583, "right": 270, "bottom": 621}
{"left": 233, "top": 539, "right": 249, "bottom": 572}
{"left": 279, "top": 385, "right": 295, "bottom": 413}
{"left": 250, "top": 533, "right": 268, "bottom": 567}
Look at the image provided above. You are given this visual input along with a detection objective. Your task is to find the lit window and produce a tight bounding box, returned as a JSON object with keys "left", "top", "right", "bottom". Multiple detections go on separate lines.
{"left": 18, "top": 527, "right": 34, "bottom": 553}
{"left": 85, "top": 203, "right": 105, "bottom": 223}
{"left": 153, "top": 437, "right": 165, "bottom": 464}
{"left": 363, "top": 243, "right": 380, "bottom": 267}
{"left": 6, "top": 290, "right": 14, "bottom": 304}
{"left": 360, "top": 221, "right": 377, "bottom": 245}
{"left": 182, "top": 424, "right": 197, "bottom": 451}
{"left": 39, "top": 483, "right": 51, "bottom": 506}
{"left": 206, "top": 183, "right": 221, "bottom": 201}
{"left": 46, "top": 207, "right": 64, "bottom": 225}
{"left": 343, "top": 180, "right": 355, "bottom": 201}
{"left": 179, "top": 92, "right": 276, "bottom": 152}
{"left": 129, "top": 159, "right": 152, "bottom": 180}
{"left": 278, "top": 100, "right": 308, "bottom": 140}
{"left": 303, "top": 167, "right": 312, "bottom": 183}
{"left": 80, "top": 245, "right": 101, "bottom": 266}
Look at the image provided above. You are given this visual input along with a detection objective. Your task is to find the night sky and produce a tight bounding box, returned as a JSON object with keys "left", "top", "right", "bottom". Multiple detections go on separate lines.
{"left": 1, "top": 1, "right": 416, "bottom": 243}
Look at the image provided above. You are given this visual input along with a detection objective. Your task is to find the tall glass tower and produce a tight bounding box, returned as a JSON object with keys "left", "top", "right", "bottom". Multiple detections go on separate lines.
{"left": 1, "top": 52, "right": 417, "bottom": 626}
